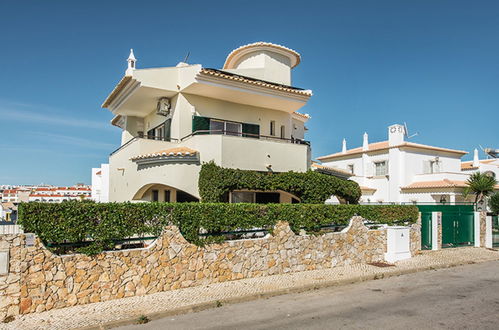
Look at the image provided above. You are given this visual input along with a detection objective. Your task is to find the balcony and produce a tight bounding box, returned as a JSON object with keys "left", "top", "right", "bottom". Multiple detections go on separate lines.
{"left": 111, "top": 129, "right": 310, "bottom": 174}
{"left": 182, "top": 129, "right": 310, "bottom": 146}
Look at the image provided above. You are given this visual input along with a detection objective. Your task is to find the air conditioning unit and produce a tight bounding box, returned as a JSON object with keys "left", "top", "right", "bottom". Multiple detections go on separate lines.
{"left": 156, "top": 97, "right": 171, "bottom": 116}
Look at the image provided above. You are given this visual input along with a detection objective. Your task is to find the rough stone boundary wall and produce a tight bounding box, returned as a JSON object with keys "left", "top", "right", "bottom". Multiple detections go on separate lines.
{"left": 0, "top": 217, "right": 419, "bottom": 320}
{"left": 409, "top": 213, "right": 422, "bottom": 256}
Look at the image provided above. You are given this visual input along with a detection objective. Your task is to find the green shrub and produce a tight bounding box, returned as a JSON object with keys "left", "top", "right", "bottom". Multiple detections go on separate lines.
{"left": 490, "top": 192, "right": 499, "bottom": 215}
{"left": 198, "top": 162, "right": 361, "bottom": 204}
{"left": 18, "top": 202, "right": 419, "bottom": 255}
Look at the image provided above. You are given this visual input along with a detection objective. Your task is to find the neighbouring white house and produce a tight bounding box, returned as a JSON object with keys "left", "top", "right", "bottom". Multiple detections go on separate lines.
{"left": 91, "top": 164, "right": 110, "bottom": 202}
{"left": 317, "top": 124, "right": 499, "bottom": 204}
{"left": 102, "top": 42, "right": 313, "bottom": 202}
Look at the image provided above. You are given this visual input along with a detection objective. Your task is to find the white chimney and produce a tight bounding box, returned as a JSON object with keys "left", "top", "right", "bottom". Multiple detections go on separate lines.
{"left": 362, "top": 132, "right": 369, "bottom": 151}
{"left": 473, "top": 148, "right": 479, "bottom": 167}
{"left": 342, "top": 138, "right": 347, "bottom": 154}
{"left": 388, "top": 124, "right": 405, "bottom": 147}
{"left": 125, "top": 49, "right": 137, "bottom": 76}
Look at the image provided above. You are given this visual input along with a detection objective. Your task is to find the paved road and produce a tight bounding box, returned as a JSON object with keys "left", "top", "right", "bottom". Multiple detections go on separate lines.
{"left": 120, "top": 261, "right": 499, "bottom": 330}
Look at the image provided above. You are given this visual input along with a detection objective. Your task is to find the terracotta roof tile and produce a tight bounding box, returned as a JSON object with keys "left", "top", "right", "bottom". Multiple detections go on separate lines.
{"left": 292, "top": 112, "right": 311, "bottom": 120}
{"left": 461, "top": 159, "right": 498, "bottom": 170}
{"left": 318, "top": 141, "right": 467, "bottom": 161}
{"left": 199, "top": 68, "right": 312, "bottom": 96}
{"left": 102, "top": 76, "right": 133, "bottom": 108}
{"left": 401, "top": 179, "right": 468, "bottom": 190}
{"left": 131, "top": 147, "right": 198, "bottom": 161}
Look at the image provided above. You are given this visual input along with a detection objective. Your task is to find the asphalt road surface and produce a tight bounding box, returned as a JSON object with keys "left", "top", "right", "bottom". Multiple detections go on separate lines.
{"left": 120, "top": 261, "right": 499, "bottom": 330}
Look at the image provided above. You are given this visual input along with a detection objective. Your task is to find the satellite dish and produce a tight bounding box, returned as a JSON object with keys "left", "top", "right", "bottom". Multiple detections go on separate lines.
{"left": 403, "top": 122, "right": 418, "bottom": 139}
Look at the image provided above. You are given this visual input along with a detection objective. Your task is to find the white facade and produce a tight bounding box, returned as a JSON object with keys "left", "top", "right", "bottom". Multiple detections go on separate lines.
{"left": 318, "top": 124, "right": 499, "bottom": 204}
{"left": 91, "top": 164, "right": 110, "bottom": 202}
{"left": 28, "top": 186, "right": 92, "bottom": 203}
{"left": 102, "top": 42, "right": 313, "bottom": 202}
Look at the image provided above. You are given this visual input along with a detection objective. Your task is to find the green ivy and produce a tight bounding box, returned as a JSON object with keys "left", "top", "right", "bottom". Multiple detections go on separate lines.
{"left": 18, "top": 202, "right": 418, "bottom": 255}
{"left": 198, "top": 162, "right": 361, "bottom": 204}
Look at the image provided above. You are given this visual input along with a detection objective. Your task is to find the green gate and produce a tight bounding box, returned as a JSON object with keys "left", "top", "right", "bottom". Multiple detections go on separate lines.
{"left": 417, "top": 204, "right": 475, "bottom": 249}
{"left": 493, "top": 215, "right": 499, "bottom": 248}
{"left": 420, "top": 212, "right": 432, "bottom": 250}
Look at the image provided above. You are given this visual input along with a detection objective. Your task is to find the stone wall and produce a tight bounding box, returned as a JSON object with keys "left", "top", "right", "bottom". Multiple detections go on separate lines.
{"left": 0, "top": 217, "right": 417, "bottom": 320}
{"left": 0, "top": 235, "right": 22, "bottom": 320}
{"left": 409, "top": 213, "right": 422, "bottom": 256}
{"left": 480, "top": 212, "right": 486, "bottom": 247}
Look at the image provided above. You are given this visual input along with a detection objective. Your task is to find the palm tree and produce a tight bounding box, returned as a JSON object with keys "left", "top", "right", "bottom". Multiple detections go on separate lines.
{"left": 464, "top": 172, "right": 497, "bottom": 204}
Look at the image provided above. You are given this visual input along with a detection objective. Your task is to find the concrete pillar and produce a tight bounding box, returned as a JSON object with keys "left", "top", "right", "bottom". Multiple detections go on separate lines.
{"left": 474, "top": 212, "right": 481, "bottom": 247}
{"left": 431, "top": 212, "right": 441, "bottom": 250}
{"left": 485, "top": 215, "right": 493, "bottom": 248}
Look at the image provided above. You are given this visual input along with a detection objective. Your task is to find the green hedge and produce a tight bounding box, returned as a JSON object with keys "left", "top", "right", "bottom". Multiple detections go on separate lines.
{"left": 18, "top": 202, "right": 418, "bottom": 254}
{"left": 198, "top": 162, "right": 361, "bottom": 204}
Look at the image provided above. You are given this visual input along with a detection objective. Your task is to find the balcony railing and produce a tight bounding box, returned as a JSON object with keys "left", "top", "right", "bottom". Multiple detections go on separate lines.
{"left": 110, "top": 130, "right": 309, "bottom": 156}
{"left": 181, "top": 130, "right": 311, "bottom": 145}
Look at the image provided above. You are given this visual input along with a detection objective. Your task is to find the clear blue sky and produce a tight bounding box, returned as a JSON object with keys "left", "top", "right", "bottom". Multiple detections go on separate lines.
{"left": 1, "top": 0, "right": 498, "bottom": 185}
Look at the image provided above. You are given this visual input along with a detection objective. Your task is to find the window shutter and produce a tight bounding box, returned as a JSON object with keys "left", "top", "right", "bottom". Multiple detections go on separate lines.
{"left": 423, "top": 160, "right": 431, "bottom": 174}
{"left": 192, "top": 116, "right": 210, "bottom": 135}
{"left": 242, "top": 123, "right": 260, "bottom": 138}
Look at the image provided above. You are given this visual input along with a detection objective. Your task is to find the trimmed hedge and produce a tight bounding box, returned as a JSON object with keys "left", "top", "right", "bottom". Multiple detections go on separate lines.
{"left": 198, "top": 162, "right": 361, "bottom": 204}
{"left": 18, "top": 202, "right": 419, "bottom": 254}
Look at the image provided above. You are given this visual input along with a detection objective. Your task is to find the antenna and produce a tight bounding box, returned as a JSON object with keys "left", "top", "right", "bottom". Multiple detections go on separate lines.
{"left": 183, "top": 52, "right": 190, "bottom": 63}
{"left": 403, "top": 122, "right": 418, "bottom": 139}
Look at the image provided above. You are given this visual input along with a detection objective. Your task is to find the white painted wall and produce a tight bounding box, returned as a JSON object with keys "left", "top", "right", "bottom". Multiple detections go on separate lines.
{"left": 320, "top": 124, "right": 474, "bottom": 204}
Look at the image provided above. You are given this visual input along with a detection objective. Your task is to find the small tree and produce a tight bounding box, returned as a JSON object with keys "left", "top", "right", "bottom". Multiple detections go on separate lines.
{"left": 490, "top": 192, "right": 499, "bottom": 215}
{"left": 464, "top": 172, "right": 497, "bottom": 204}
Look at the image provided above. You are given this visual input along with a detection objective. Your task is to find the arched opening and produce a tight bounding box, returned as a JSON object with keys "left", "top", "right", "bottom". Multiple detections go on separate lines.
{"left": 132, "top": 184, "right": 199, "bottom": 203}
{"left": 229, "top": 189, "right": 301, "bottom": 204}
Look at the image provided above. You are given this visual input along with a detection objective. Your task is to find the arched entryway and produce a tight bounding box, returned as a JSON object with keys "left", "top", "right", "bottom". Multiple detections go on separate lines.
{"left": 132, "top": 184, "right": 199, "bottom": 202}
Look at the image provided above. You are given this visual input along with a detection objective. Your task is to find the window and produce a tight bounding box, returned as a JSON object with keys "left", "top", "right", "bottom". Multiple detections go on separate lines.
{"left": 146, "top": 120, "right": 171, "bottom": 141}
{"left": 230, "top": 191, "right": 281, "bottom": 204}
{"left": 270, "top": 121, "right": 276, "bottom": 136}
{"left": 176, "top": 191, "right": 199, "bottom": 202}
{"left": 280, "top": 125, "right": 285, "bottom": 139}
{"left": 231, "top": 191, "right": 255, "bottom": 203}
{"left": 423, "top": 159, "right": 441, "bottom": 174}
{"left": 430, "top": 160, "right": 440, "bottom": 173}
{"left": 348, "top": 164, "right": 354, "bottom": 174}
{"left": 225, "top": 121, "right": 242, "bottom": 136}
{"left": 193, "top": 116, "right": 259, "bottom": 138}
{"left": 255, "top": 192, "right": 280, "bottom": 204}
{"left": 152, "top": 190, "right": 159, "bottom": 202}
{"left": 209, "top": 119, "right": 224, "bottom": 133}
{"left": 164, "top": 190, "right": 171, "bottom": 202}
{"left": 374, "top": 161, "right": 388, "bottom": 176}
{"left": 209, "top": 119, "right": 241, "bottom": 136}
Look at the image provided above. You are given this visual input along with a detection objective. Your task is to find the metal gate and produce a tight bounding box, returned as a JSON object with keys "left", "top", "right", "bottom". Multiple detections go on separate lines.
{"left": 441, "top": 209, "right": 474, "bottom": 247}
{"left": 420, "top": 212, "right": 432, "bottom": 250}
{"left": 417, "top": 204, "right": 475, "bottom": 249}
{"left": 493, "top": 215, "right": 499, "bottom": 248}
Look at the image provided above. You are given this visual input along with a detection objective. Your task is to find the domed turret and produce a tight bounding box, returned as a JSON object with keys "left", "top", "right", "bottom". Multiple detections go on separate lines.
{"left": 222, "top": 42, "right": 301, "bottom": 85}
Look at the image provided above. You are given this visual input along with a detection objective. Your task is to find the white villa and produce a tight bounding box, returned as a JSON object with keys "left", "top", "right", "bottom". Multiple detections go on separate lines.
{"left": 318, "top": 124, "right": 499, "bottom": 204}
{"left": 91, "top": 164, "right": 110, "bottom": 203}
{"left": 102, "top": 42, "right": 313, "bottom": 202}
